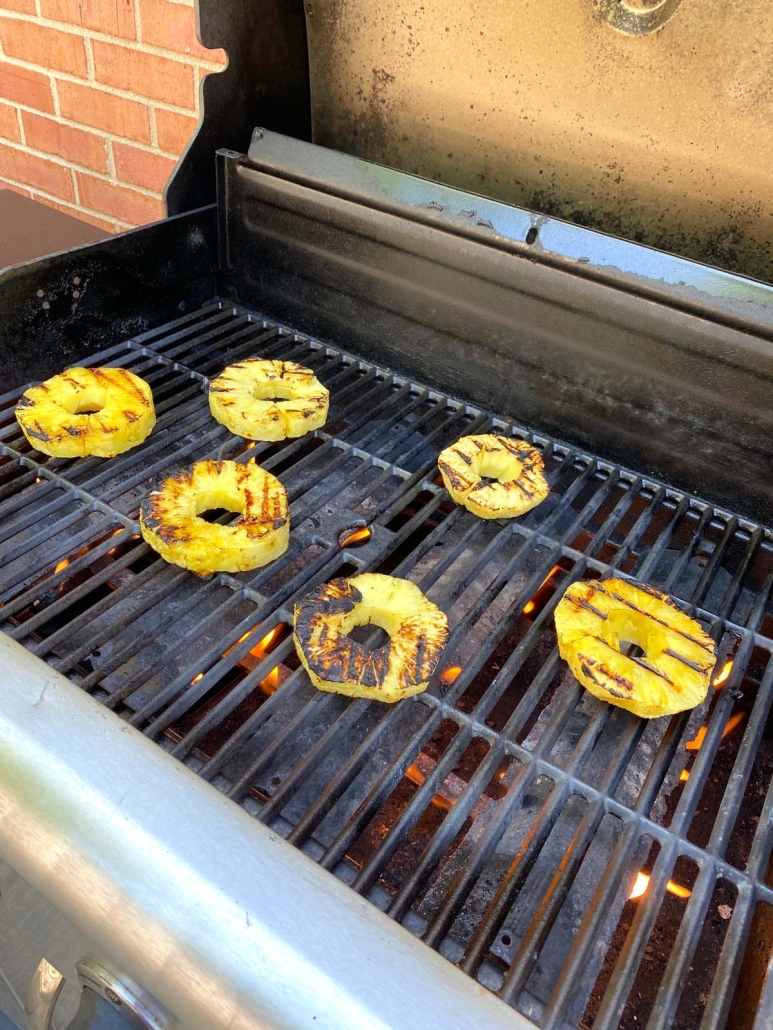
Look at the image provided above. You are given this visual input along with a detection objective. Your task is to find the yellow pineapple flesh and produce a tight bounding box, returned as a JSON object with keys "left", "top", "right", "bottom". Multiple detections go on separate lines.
{"left": 554, "top": 577, "right": 717, "bottom": 719}
{"left": 15, "top": 367, "right": 155, "bottom": 458}
{"left": 140, "top": 459, "right": 289, "bottom": 575}
{"left": 209, "top": 358, "right": 329, "bottom": 441}
{"left": 294, "top": 573, "right": 449, "bottom": 702}
{"left": 438, "top": 434, "right": 549, "bottom": 519}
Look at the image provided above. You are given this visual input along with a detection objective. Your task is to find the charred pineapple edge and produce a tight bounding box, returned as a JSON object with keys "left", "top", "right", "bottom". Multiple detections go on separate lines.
{"left": 293, "top": 574, "right": 450, "bottom": 702}
{"left": 208, "top": 359, "right": 329, "bottom": 441}
{"left": 15, "top": 367, "right": 156, "bottom": 458}
{"left": 139, "top": 459, "right": 289, "bottom": 575}
{"left": 554, "top": 576, "right": 718, "bottom": 719}
{"left": 438, "top": 434, "right": 550, "bottom": 519}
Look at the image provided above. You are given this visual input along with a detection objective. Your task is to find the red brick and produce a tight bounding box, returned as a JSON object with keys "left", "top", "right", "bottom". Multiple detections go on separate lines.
{"left": 58, "top": 80, "right": 150, "bottom": 143}
{"left": 0, "top": 176, "right": 31, "bottom": 196}
{"left": 113, "top": 141, "right": 175, "bottom": 191}
{"left": 0, "top": 102, "right": 19, "bottom": 142}
{"left": 140, "top": 0, "right": 225, "bottom": 63}
{"left": 0, "top": 19, "right": 88, "bottom": 77}
{"left": 92, "top": 40, "right": 194, "bottom": 108}
{"left": 23, "top": 110, "right": 107, "bottom": 172}
{"left": 0, "top": 63, "right": 54, "bottom": 113}
{"left": 0, "top": 0, "right": 36, "bottom": 12}
{"left": 40, "top": 0, "right": 135, "bottom": 39}
{"left": 0, "top": 141, "right": 74, "bottom": 200}
{"left": 76, "top": 172, "right": 163, "bottom": 225}
{"left": 155, "top": 107, "right": 196, "bottom": 154}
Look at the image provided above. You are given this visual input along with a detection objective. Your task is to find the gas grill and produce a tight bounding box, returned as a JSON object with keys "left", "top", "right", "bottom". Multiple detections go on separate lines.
{"left": 1, "top": 8, "right": 773, "bottom": 1028}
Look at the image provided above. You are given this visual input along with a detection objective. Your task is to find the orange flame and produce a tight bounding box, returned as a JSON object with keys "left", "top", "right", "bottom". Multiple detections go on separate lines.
{"left": 251, "top": 625, "right": 281, "bottom": 656}
{"left": 341, "top": 527, "right": 372, "bottom": 548}
{"left": 440, "top": 666, "right": 462, "bottom": 686}
{"left": 722, "top": 712, "right": 746, "bottom": 738}
{"left": 629, "top": 872, "right": 692, "bottom": 900}
{"left": 713, "top": 660, "right": 733, "bottom": 688}
{"left": 54, "top": 558, "right": 70, "bottom": 575}
{"left": 680, "top": 770, "right": 690, "bottom": 782}
{"left": 106, "top": 527, "right": 125, "bottom": 556}
{"left": 685, "top": 710, "right": 746, "bottom": 752}
{"left": 523, "top": 566, "right": 561, "bottom": 615}
{"left": 404, "top": 762, "right": 453, "bottom": 811}
{"left": 260, "top": 668, "right": 282, "bottom": 695}
{"left": 190, "top": 673, "right": 204, "bottom": 685}
{"left": 222, "top": 630, "right": 254, "bottom": 658}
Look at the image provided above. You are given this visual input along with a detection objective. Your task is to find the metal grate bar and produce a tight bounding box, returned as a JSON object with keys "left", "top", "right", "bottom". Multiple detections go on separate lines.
{"left": 707, "top": 653, "right": 773, "bottom": 856}
{"left": 719, "top": 526, "right": 764, "bottom": 620}
{"left": 4, "top": 301, "right": 773, "bottom": 1030}
{"left": 697, "top": 886, "right": 755, "bottom": 1030}
{"left": 646, "top": 864, "right": 718, "bottom": 1029}
{"left": 493, "top": 718, "right": 646, "bottom": 992}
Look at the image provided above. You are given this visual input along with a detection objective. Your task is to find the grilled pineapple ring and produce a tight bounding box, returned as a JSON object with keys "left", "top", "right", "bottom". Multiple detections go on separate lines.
{"left": 294, "top": 573, "right": 449, "bottom": 702}
{"left": 209, "top": 358, "right": 329, "bottom": 441}
{"left": 140, "top": 459, "right": 289, "bottom": 575}
{"left": 438, "top": 434, "right": 549, "bottom": 519}
{"left": 15, "top": 367, "right": 155, "bottom": 458}
{"left": 554, "top": 577, "right": 717, "bottom": 719}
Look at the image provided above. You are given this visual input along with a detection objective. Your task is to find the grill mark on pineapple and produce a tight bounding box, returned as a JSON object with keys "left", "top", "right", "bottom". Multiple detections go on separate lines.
{"left": 580, "top": 580, "right": 711, "bottom": 650}
{"left": 24, "top": 421, "right": 53, "bottom": 441}
{"left": 628, "top": 654, "right": 674, "bottom": 683}
{"left": 567, "top": 595, "right": 608, "bottom": 620}
{"left": 664, "top": 647, "right": 712, "bottom": 673}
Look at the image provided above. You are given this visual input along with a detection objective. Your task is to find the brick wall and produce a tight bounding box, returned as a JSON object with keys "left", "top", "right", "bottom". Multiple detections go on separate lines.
{"left": 0, "top": 0, "right": 226, "bottom": 232}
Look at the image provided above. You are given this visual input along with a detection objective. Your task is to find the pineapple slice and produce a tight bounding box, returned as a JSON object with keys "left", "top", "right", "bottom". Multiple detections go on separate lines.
{"left": 438, "top": 434, "right": 549, "bottom": 519}
{"left": 554, "top": 577, "right": 717, "bottom": 719}
{"left": 209, "top": 358, "right": 329, "bottom": 441}
{"left": 15, "top": 367, "right": 155, "bottom": 458}
{"left": 140, "top": 459, "right": 289, "bottom": 575}
{"left": 294, "top": 573, "right": 449, "bottom": 702}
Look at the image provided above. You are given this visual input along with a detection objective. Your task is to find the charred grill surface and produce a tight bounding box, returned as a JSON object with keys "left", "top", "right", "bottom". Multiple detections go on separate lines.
{"left": 1, "top": 302, "right": 772, "bottom": 1030}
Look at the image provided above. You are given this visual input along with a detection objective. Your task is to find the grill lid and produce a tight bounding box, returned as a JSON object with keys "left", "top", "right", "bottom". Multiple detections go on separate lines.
{"left": 170, "top": 1, "right": 773, "bottom": 282}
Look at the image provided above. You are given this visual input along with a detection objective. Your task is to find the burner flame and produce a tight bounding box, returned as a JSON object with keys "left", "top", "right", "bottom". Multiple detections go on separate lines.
{"left": 190, "top": 672, "right": 204, "bottom": 685}
{"left": 713, "top": 660, "right": 733, "bottom": 687}
{"left": 685, "top": 710, "right": 746, "bottom": 752}
{"left": 629, "top": 872, "right": 691, "bottom": 900}
{"left": 440, "top": 665, "right": 462, "bottom": 686}
{"left": 523, "top": 565, "right": 561, "bottom": 615}
{"left": 54, "top": 558, "right": 70, "bottom": 575}
{"left": 404, "top": 762, "right": 453, "bottom": 811}
{"left": 340, "top": 527, "right": 372, "bottom": 547}
{"left": 251, "top": 625, "right": 281, "bottom": 656}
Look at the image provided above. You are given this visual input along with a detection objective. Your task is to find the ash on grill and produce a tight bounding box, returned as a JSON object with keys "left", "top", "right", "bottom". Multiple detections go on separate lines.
{"left": 1, "top": 304, "right": 772, "bottom": 1030}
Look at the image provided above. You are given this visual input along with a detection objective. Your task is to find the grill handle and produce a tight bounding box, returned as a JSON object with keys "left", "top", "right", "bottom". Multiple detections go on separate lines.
{"left": 25, "top": 959, "right": 173, "bottom": 1030}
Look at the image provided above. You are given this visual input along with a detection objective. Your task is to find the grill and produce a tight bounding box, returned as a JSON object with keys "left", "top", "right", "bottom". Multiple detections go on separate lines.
{"left": 2, "top": 265, "right": 773, "bottom": 1029}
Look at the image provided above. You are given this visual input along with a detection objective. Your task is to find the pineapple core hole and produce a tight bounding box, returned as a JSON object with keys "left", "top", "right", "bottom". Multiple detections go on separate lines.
{"left": 349, "top": 623, "right": 391, "bottom": 652}
{"left": 198, "top": 507, "right": 237, "bottom": 524}
{"left": 344, "top": 602, "right": 403, "bottom": 653}
{"left": 195, "top": 488, "right": 244, "bottom": 523}
{"left": 600, "top": 609, "right": 668, "bottom": 661}
{"left": 478, "top": 449, "right": 523, "bottom": 485}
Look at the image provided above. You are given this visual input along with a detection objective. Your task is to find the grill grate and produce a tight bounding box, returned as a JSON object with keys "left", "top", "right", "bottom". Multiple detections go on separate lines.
{"left": 2, "top": 302, "right": 773, "bottom": 1030}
